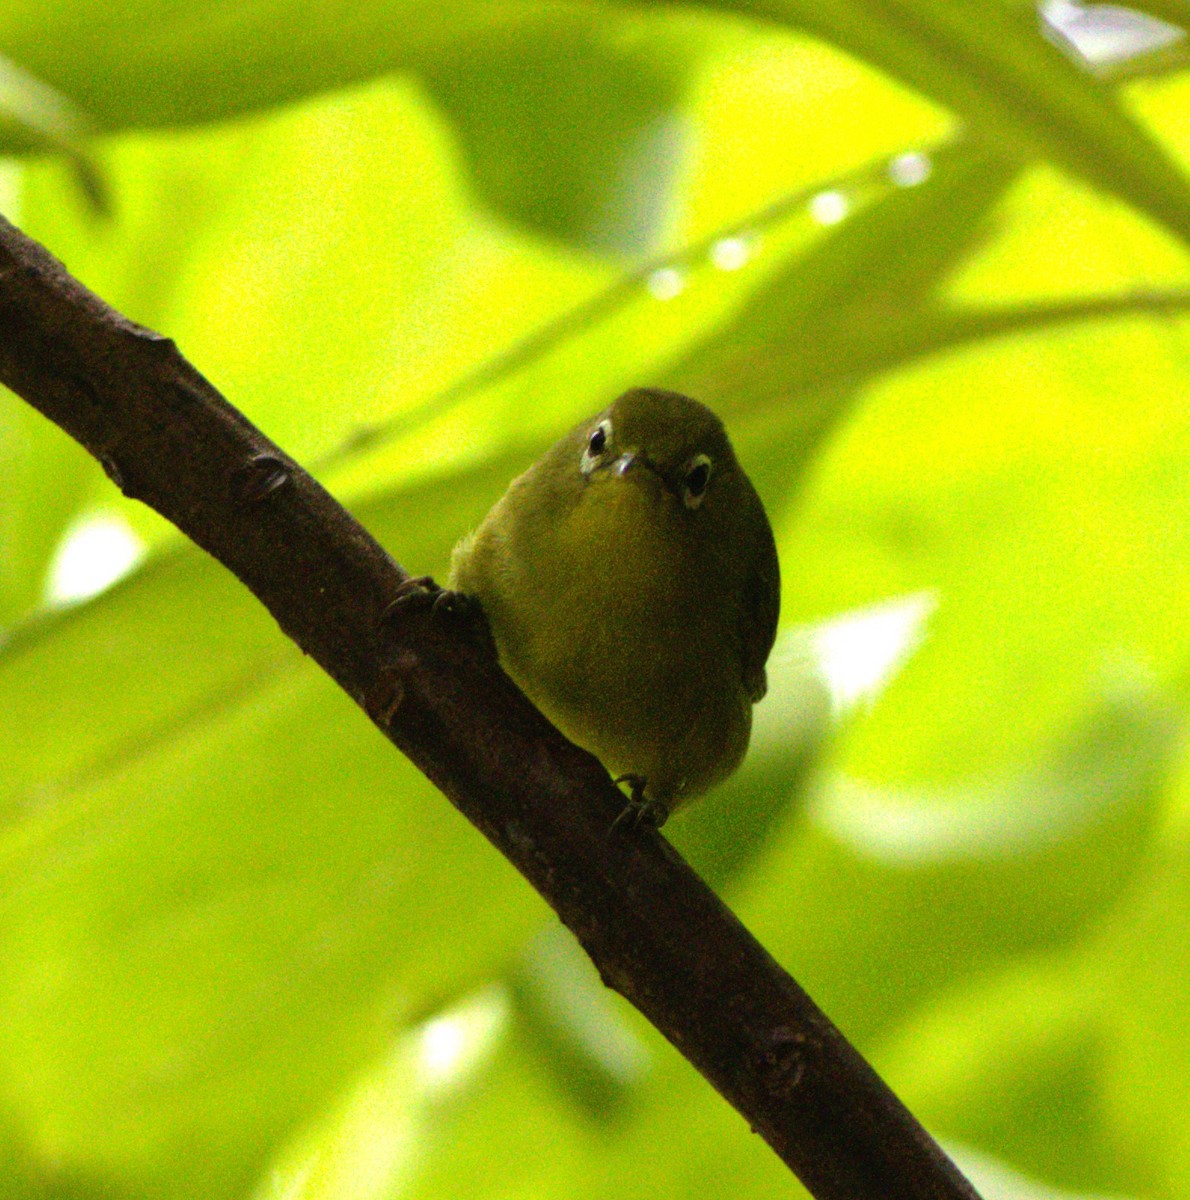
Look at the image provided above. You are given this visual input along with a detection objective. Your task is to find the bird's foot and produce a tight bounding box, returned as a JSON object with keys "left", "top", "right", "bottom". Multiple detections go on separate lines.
{"left": 610, "top": 774, "right": 669, "bottom": 832}
{"left": 380, "top": 575, "right": 476, "bottom": 622}
{"left": 379, "top": 576, "right": 496, "bottom": 660}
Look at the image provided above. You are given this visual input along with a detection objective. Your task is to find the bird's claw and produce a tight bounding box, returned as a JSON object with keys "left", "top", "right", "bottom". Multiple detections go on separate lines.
{"left": 610, "top": 774, "right": 669, "bottom": 832}
{"left": 380, "top": 576, "right": 475, "bottom": 622}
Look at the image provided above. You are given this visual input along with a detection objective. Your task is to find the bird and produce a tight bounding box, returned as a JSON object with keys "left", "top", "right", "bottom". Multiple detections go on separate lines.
{"left": 447, "top": 387, "right": 780, "bottom": 829}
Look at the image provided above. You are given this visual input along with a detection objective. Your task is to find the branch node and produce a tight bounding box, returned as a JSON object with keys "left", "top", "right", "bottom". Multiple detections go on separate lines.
{"left": 171, "top": 376, "right": 213, "bottom": 409}
{"left": 97, "top": 448, "right": 126, "bottom": 492}
{"left": 762, "top": 1025, "right": 808, "bottom": 1097}
{"left": 232, "top": 453, "right": 292, "bottom": 503}
{"left": 365, "top": 664, "right": 407, "bottom": 728}
{"left": 128, "top": 325, "right": 176, "bottom": 353}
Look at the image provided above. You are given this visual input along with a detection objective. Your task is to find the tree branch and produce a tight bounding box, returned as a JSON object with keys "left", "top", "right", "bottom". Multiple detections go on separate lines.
{"left": 0, "top": 213, "right": 981, "bottom": 1200}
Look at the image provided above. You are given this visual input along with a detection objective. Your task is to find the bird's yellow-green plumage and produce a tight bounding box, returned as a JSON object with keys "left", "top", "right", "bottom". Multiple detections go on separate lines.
{"left": 450, "top": 388, "right": 780, "bottom": 816}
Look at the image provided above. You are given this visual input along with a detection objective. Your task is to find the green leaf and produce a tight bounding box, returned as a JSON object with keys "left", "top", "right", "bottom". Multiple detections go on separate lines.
{"left": 1094, "top": 838, "right": 1190, "bottom": 1195}
{"left": 0, "top": 52, "right": 107, "bottom": 210}
{"left": 255, "top": 988, "right": 511, "bottom": 1200}
{"left": 0, "top": 5, "right": 703, "bottom": 252}
{"left": 686, "top": 0, "right": 1190, "bottom": 244}
{"left": 1051, "top": 0, "right": 1190, "bottom": 41}
{"left": 0, "top": 452, "right": 547, "bottom": 1199}
{"left": 813, "top": 682, "right": 1181, "bottom": 863}
{"left": 0, "top": 2, "right": 528, "bottom": 131}
{"left": 737, "top": 681, "right": 1179, "bottom": 1047}
{"left": 879, "top": 822, "right": 1190, "bottom": 1198}
{"left": 0, "top": 392, "right": 99, "bottom": 628}
{"left": 418, "top": 14, "right": 696, "bottom": 252}
{"left": 660, "top": 139, "right": 1023, "bottom": 444}
{"left": 509, "top": 927, "right": 650, "bottom": 1122}
{"left": 884, "top": 963, "right": 1146, "bottom": 1197}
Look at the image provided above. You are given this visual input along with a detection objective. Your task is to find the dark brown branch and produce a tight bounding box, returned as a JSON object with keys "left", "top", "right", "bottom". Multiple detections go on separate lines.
{"left": 0, "top": 213, "right": 981, "bottom": 1200}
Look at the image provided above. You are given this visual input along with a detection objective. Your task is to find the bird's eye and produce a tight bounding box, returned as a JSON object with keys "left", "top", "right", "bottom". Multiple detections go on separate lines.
{"left": 581, "top": 420, "right": 612, "bottom": 475}
{"left": 683, "top": 455, "right": 712, "bottom": 509}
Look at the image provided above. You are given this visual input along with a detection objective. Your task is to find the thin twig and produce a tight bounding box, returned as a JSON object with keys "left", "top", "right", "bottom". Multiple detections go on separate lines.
{"left": 0, "top": 212, "right": 981, "bottom": 1200}
{"left": 314, "top": 137, "right": 961, "bottom": 472}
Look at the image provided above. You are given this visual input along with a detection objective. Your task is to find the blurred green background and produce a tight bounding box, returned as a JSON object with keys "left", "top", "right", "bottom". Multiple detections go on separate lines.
{"left": 3, "top": 2, "right": 1190, "bottom": 1198}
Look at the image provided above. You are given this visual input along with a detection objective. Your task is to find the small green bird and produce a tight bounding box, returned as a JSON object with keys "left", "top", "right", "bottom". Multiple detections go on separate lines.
{"left": 450, "top": 388, "right": 780, "bottom": 827}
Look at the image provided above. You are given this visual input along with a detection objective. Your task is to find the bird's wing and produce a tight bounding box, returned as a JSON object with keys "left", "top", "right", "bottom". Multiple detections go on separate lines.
{"left": 740, "top": 515, "right": 781, "bottom": 704}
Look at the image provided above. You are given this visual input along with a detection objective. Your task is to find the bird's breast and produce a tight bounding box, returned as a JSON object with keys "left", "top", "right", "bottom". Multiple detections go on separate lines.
{"left": 502, "top": 478, "right": 731, "bottom": 719}
{"left": 454, "top": 467, "right": 751, "bottom": 806}
{"left": 542, "top": 476, "right": 694, "bottom": 632}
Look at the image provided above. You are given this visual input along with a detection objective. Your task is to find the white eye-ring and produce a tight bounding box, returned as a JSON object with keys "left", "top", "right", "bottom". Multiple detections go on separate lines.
{"left": 581, "top": 419, "right": 612, "bottom": 475}
{"left": 683, "top": 454, "right": 713, "bottom": 509}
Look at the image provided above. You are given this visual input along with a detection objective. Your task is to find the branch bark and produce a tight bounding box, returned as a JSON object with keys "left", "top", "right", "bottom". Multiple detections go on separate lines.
{"left": 0, "top": 213, "right": 981, "bottom": 1200}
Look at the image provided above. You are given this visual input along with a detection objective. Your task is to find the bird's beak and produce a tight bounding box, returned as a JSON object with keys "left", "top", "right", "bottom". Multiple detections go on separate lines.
{"left": 615, "top": 450, "right": 662, "bottom": 478}
{"left": 614, "top": 451, "right": 638, "bottom": 477}
{"left": 614, "top": 450, "right": 675, "bottom": 497}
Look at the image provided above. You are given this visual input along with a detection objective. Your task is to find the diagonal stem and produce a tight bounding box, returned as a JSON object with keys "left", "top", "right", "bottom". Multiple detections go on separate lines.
{"left": 0, "top": 212, "right": 981, "bottom": 1200}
